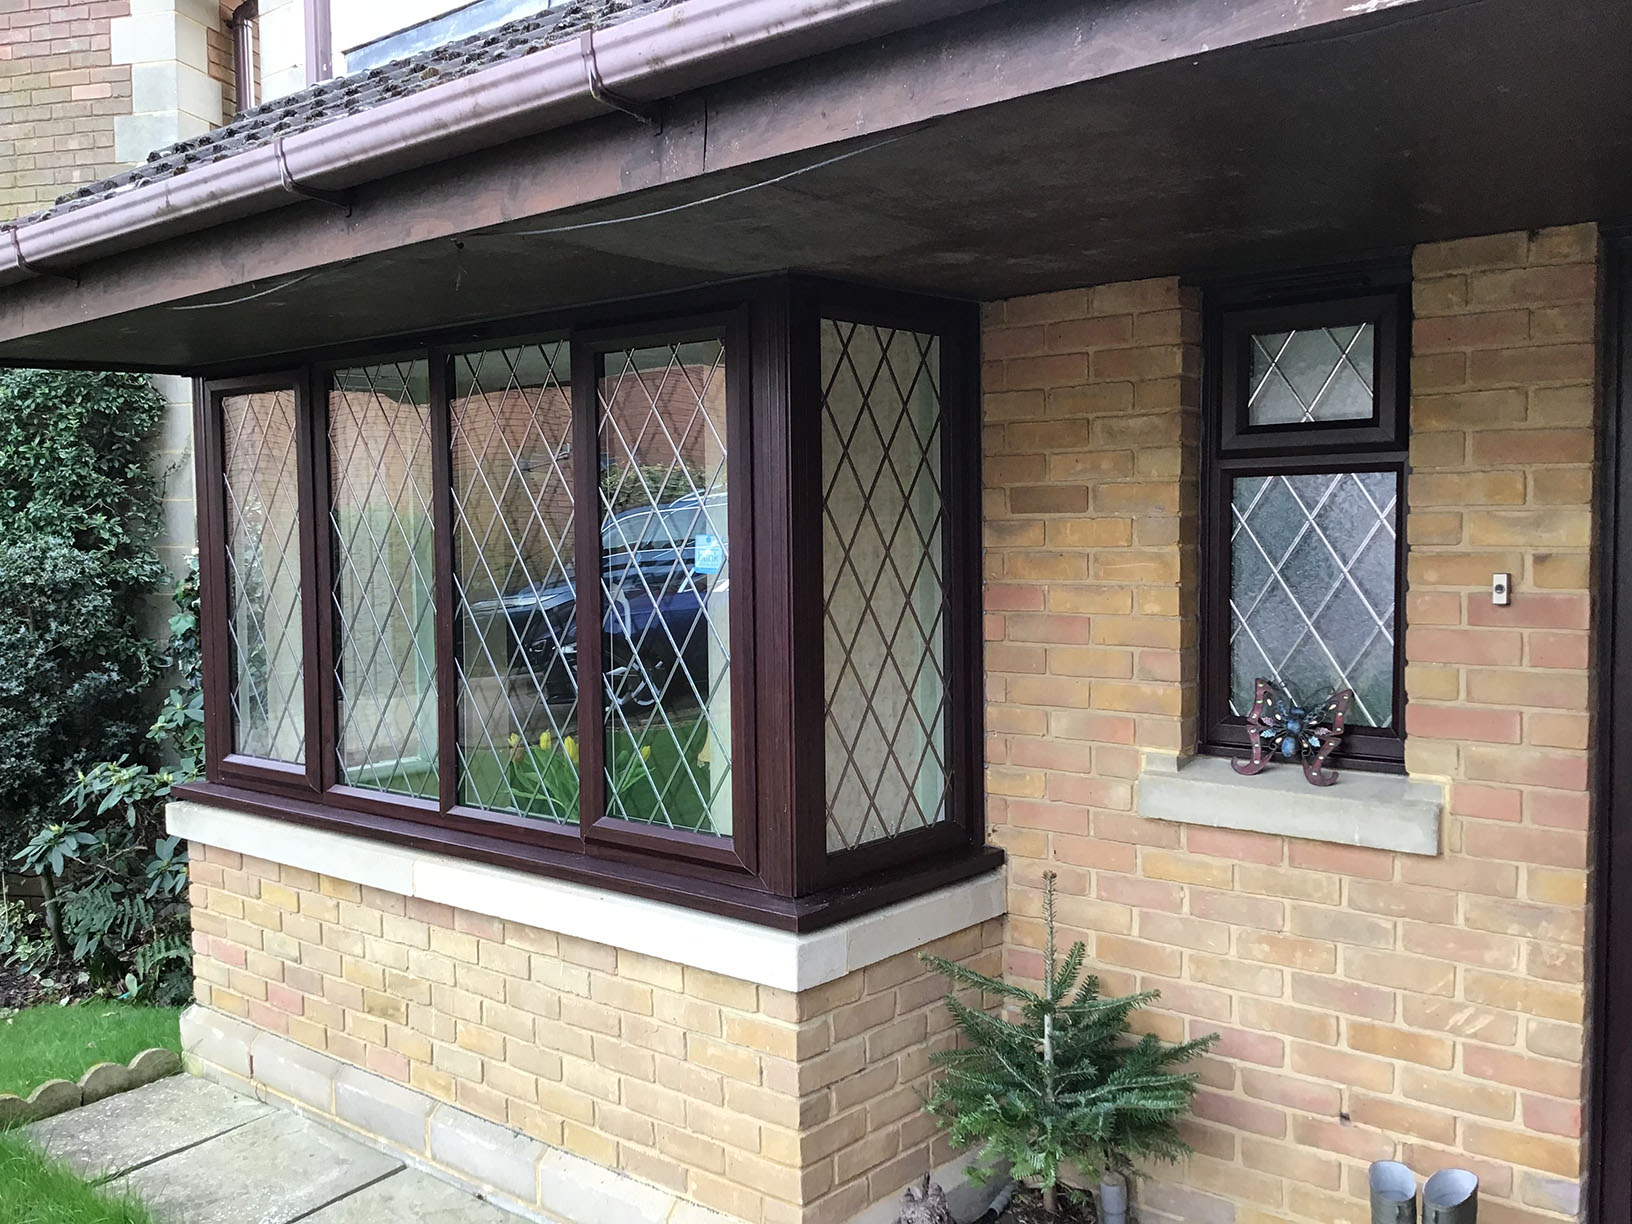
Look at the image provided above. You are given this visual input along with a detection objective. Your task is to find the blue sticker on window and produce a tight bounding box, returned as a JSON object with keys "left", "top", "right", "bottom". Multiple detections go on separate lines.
{"left": 694, "top": 534, "right": 725, "bottom": 575}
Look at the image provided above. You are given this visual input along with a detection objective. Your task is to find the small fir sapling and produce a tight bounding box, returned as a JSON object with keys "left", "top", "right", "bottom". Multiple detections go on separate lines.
{"left": 921, "top": 872, "right": 1217, "bottom": 1218}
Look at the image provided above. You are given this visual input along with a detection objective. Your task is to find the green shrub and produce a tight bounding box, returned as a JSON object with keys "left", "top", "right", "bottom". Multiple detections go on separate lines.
{"left": 922, "top": 872, "right": 1216, "bottom": 1215}
{"left": 0, "top": 370, "right": 166, "bottom": 861}
{"left": 0, "top": 369, "right": 197, "bottom": 1004}
{"left": 9, "top": 560, "right": 201, "bottom": 1004}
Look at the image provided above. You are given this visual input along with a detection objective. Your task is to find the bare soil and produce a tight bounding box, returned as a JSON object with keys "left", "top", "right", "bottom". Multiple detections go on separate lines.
{"left": 994, "top": 1188, "right": 1100, "bottom": 1224}
{"left": 0, "top": 963, "right": 45, "bottom": 1012}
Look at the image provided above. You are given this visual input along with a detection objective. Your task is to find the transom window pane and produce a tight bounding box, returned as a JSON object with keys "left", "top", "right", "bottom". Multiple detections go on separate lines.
{"left": 221, "top": 389, "right": 305, "bottom": 762}
{"left": 821, "top": 320, "right": 947, "bottom": 852}
{"left": 596, "top": 340, "right": 732, "bottom": 837}
{"left": 1229, "top": 471, "right": 1398, "bottom": 727}
{"left": 452, "top": 345, "right": 580, "bottom": 823}
{"left": 1249, "top": 323, "right": 1375, "bottom": 425}
{"left": 330, "top": 362, "right": 438, "bottom": 799}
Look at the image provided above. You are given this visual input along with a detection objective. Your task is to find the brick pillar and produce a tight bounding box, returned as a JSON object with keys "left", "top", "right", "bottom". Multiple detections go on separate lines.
{"left": 981, "top": 279, "right": 1201, "bottom": 974}
{"left": 1397, "top": 225, "right": 1596, "bottom": 1212}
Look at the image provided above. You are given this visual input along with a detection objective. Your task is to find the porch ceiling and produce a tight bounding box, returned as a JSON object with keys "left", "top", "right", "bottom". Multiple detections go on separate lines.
{"left": 3, "top": 0, "right": 1630, "bottom": 373}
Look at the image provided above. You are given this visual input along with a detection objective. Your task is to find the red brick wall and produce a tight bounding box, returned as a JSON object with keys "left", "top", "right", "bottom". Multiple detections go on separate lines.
{"left": 0, "top": 0, "right": 132, "bottom": 218}
{"left": 981, "top": 226, "right": 1597, "bottom": 1224}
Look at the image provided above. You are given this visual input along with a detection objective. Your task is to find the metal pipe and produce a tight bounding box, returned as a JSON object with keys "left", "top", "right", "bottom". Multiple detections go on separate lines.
{"left": 1370, "top": 1160, "right": 1418, "bottom": 1224}
{"left": 0, "top": 0, "right": 1007, "bottom": 290}
{"left": 1422, "top": 1169, "right": 1477, "bottom": 1224}
{"left": 230, "top": 1, "right": 258, "bottom": 115}
{"left": 1098, "top": 1174, "right": 1128, "bottom": 1224}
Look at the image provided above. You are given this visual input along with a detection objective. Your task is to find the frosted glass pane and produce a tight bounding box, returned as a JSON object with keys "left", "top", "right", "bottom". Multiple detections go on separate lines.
{"left": 1230, "top": 471, "right": 1398, "bottom": 727}
{"left": 1249, "top": 324, "right": 1375, "bottom": 425}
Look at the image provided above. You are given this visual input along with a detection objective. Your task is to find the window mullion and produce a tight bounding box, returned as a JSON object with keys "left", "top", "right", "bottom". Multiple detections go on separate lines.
{"left": 308, "top": 367, "right": 340, "bottom": 792}
{"left": 195, "top": 378, "right": 232, "bottom": 782}
{"left": 570, "top": 340, "right": 605, "bottom": 844}
{"left": 429, "top": 352, "right": 457, "bottom": 815}
{"left": 295, "top": 371, "right": 326, "bottom": 792}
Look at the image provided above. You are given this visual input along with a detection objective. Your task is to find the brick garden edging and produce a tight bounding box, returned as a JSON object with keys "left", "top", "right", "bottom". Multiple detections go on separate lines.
{"left": 0, "top": 1046, "right": 182, "bottom": 1127}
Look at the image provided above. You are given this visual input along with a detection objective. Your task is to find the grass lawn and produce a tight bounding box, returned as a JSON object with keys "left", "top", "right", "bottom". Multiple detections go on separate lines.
{"left": 0, "top": 1131, "right": 157, "bottom": 1223}
{"left": 463, "top": 713, "right": 723, "bottom": 832}
{"left": 0, "top": 1003, "right": 182, "bottom": 1098}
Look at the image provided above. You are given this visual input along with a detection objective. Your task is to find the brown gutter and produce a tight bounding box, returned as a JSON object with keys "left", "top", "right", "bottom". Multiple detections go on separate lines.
{"left": 0, "top": 0, "right": 1006, "bottom": 289}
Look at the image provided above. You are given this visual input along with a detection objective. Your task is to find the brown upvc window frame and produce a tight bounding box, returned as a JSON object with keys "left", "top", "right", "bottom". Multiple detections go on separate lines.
{"left": 198, "top": 372, "right": 324, "bottom": 798}
{"left": 784, "top": 280, "right": 986, "bottom": 894}
{"left": 572, "top": 311, "right": 760, "bottom": 879}
{"left": 1199, "top": 266, "right": 1412, "bottom": 771}
{"left": 184, "top": 276, "right": 996, "bottom": 930}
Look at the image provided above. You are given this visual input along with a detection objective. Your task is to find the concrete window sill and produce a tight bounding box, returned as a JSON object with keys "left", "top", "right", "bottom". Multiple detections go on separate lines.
{"left": 1137, "top": 754, "right": 1443, "bottom": 856}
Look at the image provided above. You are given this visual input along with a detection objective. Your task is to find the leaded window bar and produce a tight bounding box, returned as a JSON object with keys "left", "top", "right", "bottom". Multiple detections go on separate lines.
{"left": 1202, "top": 273, "right": 1410, "bottom": 768}
{"left": 190, "top": 278, "right": 991, "bottom": 928}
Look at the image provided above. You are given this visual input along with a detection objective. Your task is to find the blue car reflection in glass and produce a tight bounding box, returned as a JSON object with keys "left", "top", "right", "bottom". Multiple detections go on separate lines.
{"left": 470, "top": 493, "right": 727, "bottom": 710}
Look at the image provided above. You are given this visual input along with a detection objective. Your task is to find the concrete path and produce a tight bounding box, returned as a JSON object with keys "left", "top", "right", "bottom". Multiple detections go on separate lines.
{"left": 25, "top": 1076, "right": 527, "bottom": 1223}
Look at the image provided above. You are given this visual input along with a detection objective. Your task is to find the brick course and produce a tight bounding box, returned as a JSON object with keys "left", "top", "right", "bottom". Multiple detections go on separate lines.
{"left": 982, "top": 227, "right": 1596, "bottom": 1223}
{"left": 188, "top": 842, "right": 1001, "bottom": 1224}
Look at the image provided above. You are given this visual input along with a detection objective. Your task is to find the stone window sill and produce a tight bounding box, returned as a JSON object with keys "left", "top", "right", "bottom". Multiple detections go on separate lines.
{"left": 167, "top": 799, "right": 1006, "bottom": 992}
{"left": 1137, "top": 754, "right": 1443, "bottom": 856}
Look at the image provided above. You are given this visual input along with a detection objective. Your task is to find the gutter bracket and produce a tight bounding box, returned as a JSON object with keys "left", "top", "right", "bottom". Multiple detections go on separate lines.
{"left": 273, "top": 138, "right": 352, "bottom": 214}
{"left": 580, "top": 30, "right": 664, "bottom": 129}
{"left": 8, "top": 227, "right": 78, "bottom": 285}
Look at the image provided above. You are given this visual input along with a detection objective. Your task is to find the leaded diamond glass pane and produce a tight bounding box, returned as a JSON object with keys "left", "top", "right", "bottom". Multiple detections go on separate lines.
{"left": 597, "top": 340, "right": 731, "bottom": 837}
{"left": 1249, "top": 323, "right": 1375, "bottom": 425}
{"left": 821, "top": 320, "right": 947, "bottom": 852}
{"left": 1230, "top": 471, "right": 1399, "bottom": 727}
{"left": 330, "top": 362, "right": 438, "bottom": 799}
{"left": 453, "top": 344, "right": 580, "bottom": 822}
{"left": 222, "top": 389, "right": 305, "bottom": 762}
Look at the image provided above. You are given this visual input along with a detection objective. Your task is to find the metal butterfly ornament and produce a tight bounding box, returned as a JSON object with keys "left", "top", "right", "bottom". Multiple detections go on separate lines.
{"left": 1230, "top": 678, "right": 1353, "bottom": 787}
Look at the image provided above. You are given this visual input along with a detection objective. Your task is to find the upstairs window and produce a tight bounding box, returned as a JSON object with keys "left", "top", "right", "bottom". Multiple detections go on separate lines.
{"left": 1201, "top": 274, "right": 1410, "bottom": 768}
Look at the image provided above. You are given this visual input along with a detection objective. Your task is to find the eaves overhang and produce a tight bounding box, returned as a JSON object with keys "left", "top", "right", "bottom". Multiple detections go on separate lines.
{"left": 2, "top": 0, "right": 1631, "bottom": 372}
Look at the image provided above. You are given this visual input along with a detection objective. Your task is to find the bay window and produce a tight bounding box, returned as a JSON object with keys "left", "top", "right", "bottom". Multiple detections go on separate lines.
{"left": 191, "top": 279, "right": 991, "bottom": 927}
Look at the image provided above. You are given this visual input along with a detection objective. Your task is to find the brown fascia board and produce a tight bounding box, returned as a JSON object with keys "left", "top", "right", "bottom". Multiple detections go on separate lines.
{"left": 0, "top": 0, "right": 1442, "bottom": 363}
{"left": 0, "top": 0, "right": 1011, "bottom": 289}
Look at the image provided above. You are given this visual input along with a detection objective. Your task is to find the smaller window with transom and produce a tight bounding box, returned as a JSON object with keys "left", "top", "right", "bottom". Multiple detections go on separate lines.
{"left": 1201, "top": 271, "right": 1409, "bottom": 769}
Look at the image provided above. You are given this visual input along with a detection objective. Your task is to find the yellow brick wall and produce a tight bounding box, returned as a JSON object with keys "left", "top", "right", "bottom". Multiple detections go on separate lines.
{"left": 981, "top": 227, "right": 1595, "bottom": 1224}
{"left": 0, "top": 0, "right": 133, "bottom": 218}
{"left": 187, "top": 842, "right": 1001, "bottom": 1224}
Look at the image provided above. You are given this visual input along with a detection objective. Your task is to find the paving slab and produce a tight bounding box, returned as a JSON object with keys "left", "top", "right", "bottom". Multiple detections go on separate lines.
{"left": 26, "top": 1076, "right": 273, "bottom": 1180}
{"left": 301, "top": 1168, "right": 526, "bottom": 1223}
{"left": 108, "top": 1108, "right": 402, "bottom": 1224}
